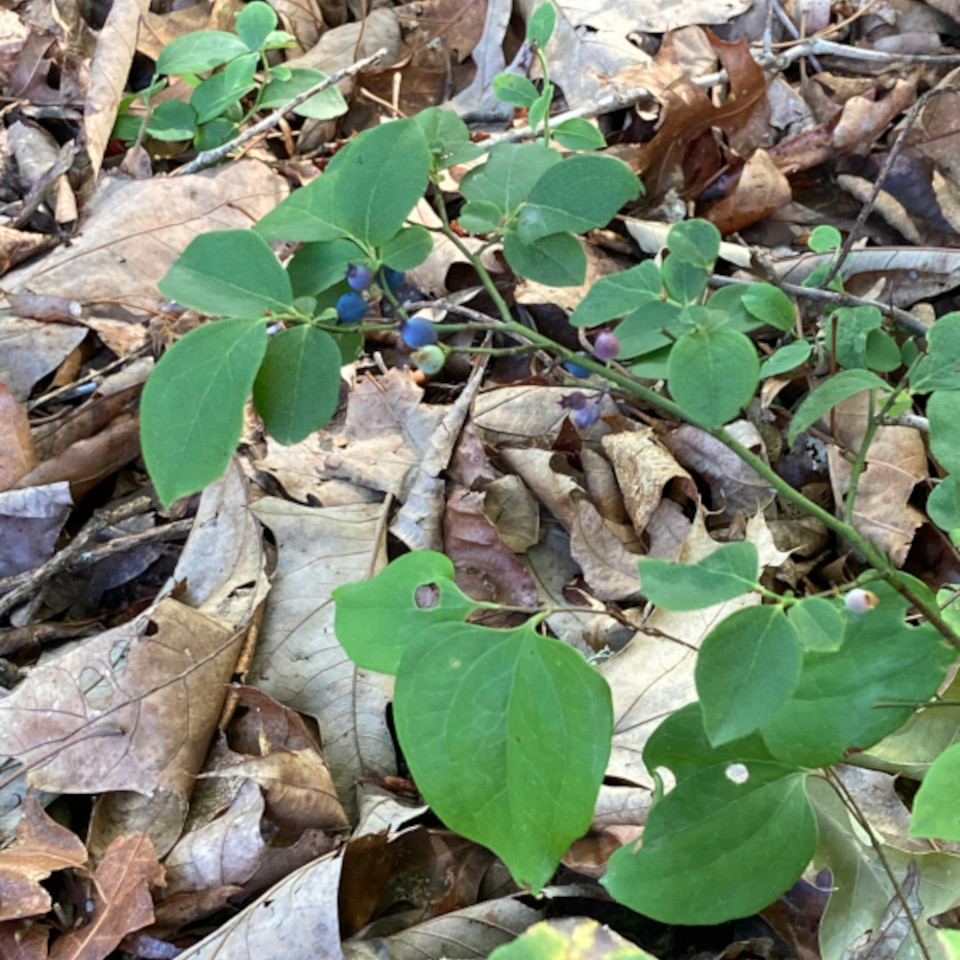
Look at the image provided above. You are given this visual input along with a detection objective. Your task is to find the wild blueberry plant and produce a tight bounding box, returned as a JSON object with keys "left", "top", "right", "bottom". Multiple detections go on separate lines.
{"left": 140, "top": 3, "right": 960, "bottom": 937}
{"left": 114, "top": 1, "right": 347, "bottom": 152}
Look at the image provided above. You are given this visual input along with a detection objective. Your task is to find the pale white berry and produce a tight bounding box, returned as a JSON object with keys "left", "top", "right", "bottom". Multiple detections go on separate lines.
{"left": 845, "top": 588, "right": 879, "bottom": 614}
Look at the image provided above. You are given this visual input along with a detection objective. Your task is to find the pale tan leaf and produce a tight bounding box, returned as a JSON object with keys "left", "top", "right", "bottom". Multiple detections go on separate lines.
{"left": 0, "top": 599, "right": 242, "bottom": 797}
{"left": 84, "top": 0, "right": 151, "bottom": 179}
{"left": 174, "top": 852, "right": 344, "bottom": 960}
{"left": 249, "top": 498, "right": 392, "bottom": 819}
{"left": 0, "top": 384, "right": 37, "bottom": 492}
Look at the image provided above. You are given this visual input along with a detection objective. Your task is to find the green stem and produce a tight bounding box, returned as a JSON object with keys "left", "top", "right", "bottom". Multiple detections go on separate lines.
{"left": 434, "top": 222, "right": 960, "bottom": 648}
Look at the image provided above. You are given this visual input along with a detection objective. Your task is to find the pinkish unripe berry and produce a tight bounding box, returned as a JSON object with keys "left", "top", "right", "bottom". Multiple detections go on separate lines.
{"left": 593, "top": 330, "right": 620, "bottom": 361}
{"left": 845, "top": 588, "right": 879, "bottom": 614}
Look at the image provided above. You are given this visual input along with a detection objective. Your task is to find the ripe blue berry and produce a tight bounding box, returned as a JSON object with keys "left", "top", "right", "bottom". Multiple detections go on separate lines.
{"left": 400, "top": 316, "right": 438, "bottom": 349}
{"left": 336, "top": 291, "right": 366, "bottom": 324}
{"left": 571, "top": 404, "right": 600, "bottom": 429}
{"left": 563, "top": 355, "right": 591, "bottom": 378}
{"left": 594, "top": 330, "right": 620, "bottom": 361}
{"left": 383, "top": 267, "right": 405, "bottom": 291}
{"left": 346, "top": 263, "right": 373, "bottom": 291}
{"left": 412, "top": 344, "right": 445, "bottom": 374}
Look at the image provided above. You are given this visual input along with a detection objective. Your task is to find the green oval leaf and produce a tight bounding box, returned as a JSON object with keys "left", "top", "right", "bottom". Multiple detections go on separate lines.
{"left": 156, "top": 30, "right": 250, "bottom": 75}
{"left": 458, "top": 200, "right": 503, "bottom": 234}
{"left": 808, "top": 224, "right": 841, "bottom": 253}
{"left": 260, "top": 68, "right": 348, "bottom": 120}
{"left": 236, "top": 0, "right": 277, "bottom": 51}
{"left": 253, "top": 326, "right": 341, "bottom": 444}
{"left": 286, "top": 238, "right": 364, "bottom": 298}
{"left": 255, "top": 173, "right": 343, "bottom": 243}
{"left": 141, "top": 317, "right": 267, "bottom": 506}
{"left": 489, "top": 919, "right": 653, "bottom": 960}
{"left": 395, "top": 622, "right": 613, "bottom": 893}
{"left": 910, "top": 742, "right": 960, "bottom": 840}
{"left": 333, "top": 551, "right": 478, "bottom": 674}
{"left": 516, "top": 155, "right": 641, "bottom": 244}
{"left": 760, "top": 340, "right": 811, "bottom": 379}
{"left": 503, "top": 232, "right": 586, "bottom": 286}
{"left": 569, "top": 261, "right": 661, "bottom": 327}
{"left": 552, "top": 118, "right": 606, "bottom": 152}
{"left": 637, "top": 541, "right": 759, "bottom": 611}
{"left": 379, "top": 225, "right": 433, "bottom": 271}
{"left": 145, "top": 99, "right": 197, "bottom": 141}
{"left": 667, "top": 219, "right": 721, "bottom": 269}
{"left": 787, "top": 369, "right": 890, "bottom": 443}
{"left": 667, "top": 328, "right": 759, "bottom": 428}
{"left": 787, "top": 596, "right": 845, "bottom": 652}
{"left": 190, "top": 52, "right": 258, "bottom": 124}
{"left": 697, "top": 605, "right": 803, "bottom": 745}
{"left": 661, "top": 255, "right": 709, "bottom": 305}
{"left": 460, "top": 142, "right": 562, "bottom": 215}
{"left": 742, "top": 283, "right": 795, "bottom": 332}
{"left": 912, "top": 312, "right": 960, "bottom": 392}
{"left": 603, "top": 763, "right": 816, "bottom": 924}
{"left": 526, "top": 1, "right": 557, "bottom": 45}
{"left": 928, "top": 475, "right": 960, "bottom": 531}
{"left": 493, "top": 73, "right": 540, "bottom": 107}
{"left": 333, "top": 119, "right": 431, "bottom": 247}
{"left": 159, "top": 229, "right": 293, "bottom": 318}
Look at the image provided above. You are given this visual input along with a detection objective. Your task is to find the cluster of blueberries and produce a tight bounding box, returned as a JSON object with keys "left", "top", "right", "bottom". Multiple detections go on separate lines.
{"left": 334, "top": 262, "right": 620, "bottom": 404}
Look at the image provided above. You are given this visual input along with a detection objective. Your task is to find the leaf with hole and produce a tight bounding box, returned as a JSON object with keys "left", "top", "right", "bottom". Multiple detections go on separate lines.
{"left": 141, "top": 318, "right": 267, "bottom": 506}
{"left": 395, "top": 622, "right": 612, "bottom": 893}
{"left": 333, "top": 551, "right": 479, "bottom": 674}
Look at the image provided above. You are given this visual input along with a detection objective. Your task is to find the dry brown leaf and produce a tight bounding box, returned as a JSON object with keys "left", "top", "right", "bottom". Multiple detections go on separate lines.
{"left": 15, "top": 414, "right": 140, "bottom": 500}
{"left": 0, "top": 384, "right": 37, "bottom": 491}
{"left": 443, "top": 487, "right": 539, "bottom": 607}
{"left": 0, "top": 227, "right": 58, "bottom": 276}
{"left": 826, "top": 391, "right": 927, "bottom": 566}
{"left": 0, "top": 315, "right": 88, "bottom": 401}
{"left": 832, "top": 80, "right": 917, "bottom": 156}
{"left": 0, "top": 793, "right": 87, "bottom": 921}
{"left": 704, "top": 148, "right": 792, "bottom": 234}
{"left": 249, "top": 498, "right": 392, "bottom": 819}
{"left": 161, "top": 779, "right": 266, "bottom": 899}
{"left": 0, "top": 9, "right": 29, "bottom": 86}
{"left": 665, "top": 420, "right": 776, "bottom": 515}
{"left": 49, "top": 834, "right": 163, "bottom": 960}
{"left": 569, "top": 502, "right": 644, "bottom": 601}
{"left": 84, "top": 0, "right": 151, "bottom": 179}
{"left": 0, "top": 919, "right": 50, "bottom": 959}
{"left": 2, "top": 160, "right": 287, "bottom": 315}
{"left": 482, "top": 475, "right": 540, "bottom": 552}
{"left": 602, "top": 429, "right": 697, "bottom": 537}
{"left": 205, "top": 749, "right": 349, "bottom": 834}
{"left": 173, "top": 851, "right": 344, "bottom": 960}
{"left": 0, "top": 482, "right": 72, "bottom": 579}
{"left": 0, "top": 598, "right": 242, "bottom": 798}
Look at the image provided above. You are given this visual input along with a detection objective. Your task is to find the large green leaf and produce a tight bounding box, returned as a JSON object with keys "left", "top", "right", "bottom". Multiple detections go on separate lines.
{"left": 911, "top": 743, "right": 960, "bottom": 840}
{"left": 460, "top": 143, "right": 561, "bottom": 215}
{"left": 333, "top": 551, "right": 478, "bottom": 675}
{"left": 141, "top": 318, "right": 267, "bottom": 506}
{"left": 516, "top": 155, "right": 640, "bottom": 244}
{"left": 667, "top": 327, "right": 759, "bottom": 428}
{"left": 569, "top": 261, "right": 662, "bottom": 327}
{"left": 696, "top": 605, "right": 803, "bottom": 745}
{"left": 759, "top": 583, "right": 954, "bottom": 767}
{"left": 159, "top": 230, "right": 292, "bottom": 318}
{"left": 156, "top": 30, "right": 249, "bottom": 74}
{"left": 503, "top": 232, "right": 586, "bottom": 286}
{"left": 603, "top": 762, "right": 816, "bottom": 924}
{"left": 787, "top": 370, "right": 890, "bottom": 443}
{"left": 254, "top": 173, "right": 343, "bottom": 243}
{"left": 637, "top": 541, "right": 759, "bottom": 611}
{"left": 787, "top": 596, "right": 845, "bottom": 652}
{"left": 252, "top": 326, "right": 341, "bottom": 445}
{"left": 395, "top": 622, "right": 612, "bottom": 893}
{"left": 332, "top": 119, "right": 431, "bottom": 247}
{"left": 911, "top": 312, "right": 960, "bottom": 392}
{"left": 929, "top": 389, "right": 960, "bottom": 474}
